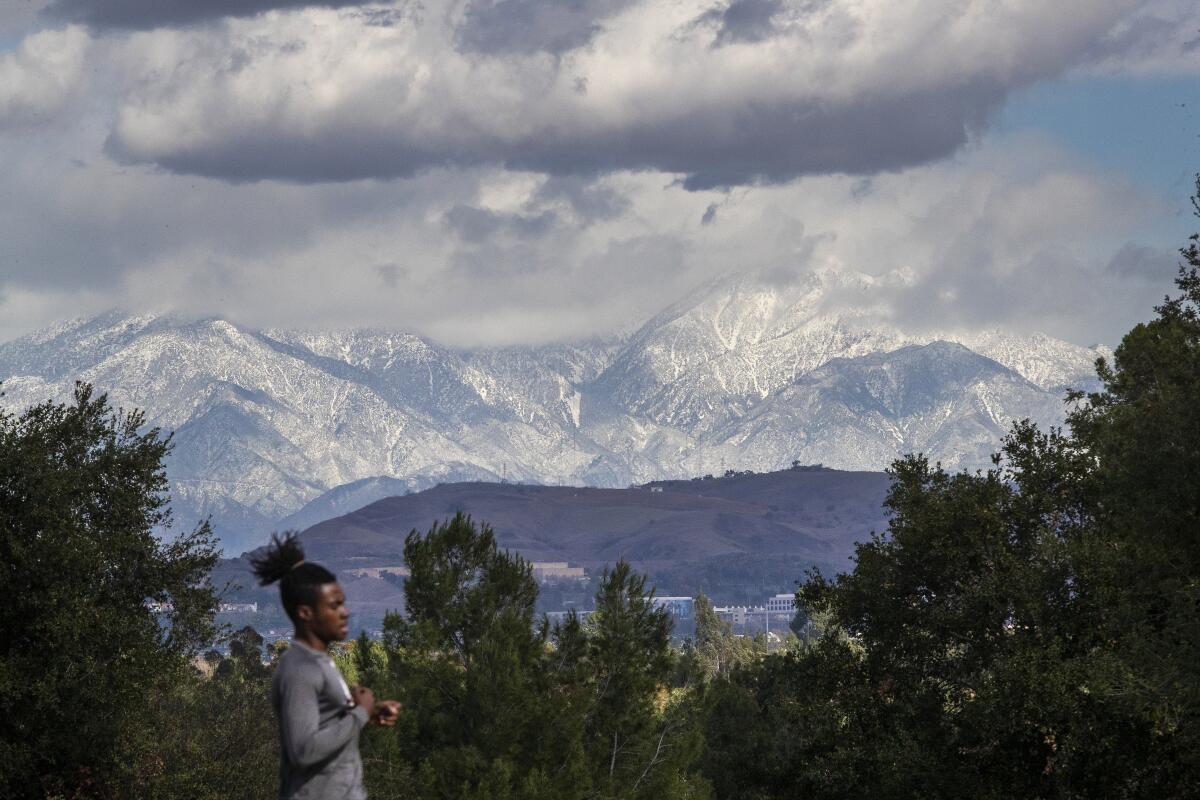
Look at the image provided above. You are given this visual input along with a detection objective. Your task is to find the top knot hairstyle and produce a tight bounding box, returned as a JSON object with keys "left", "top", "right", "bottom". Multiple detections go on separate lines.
{"left": 250, "top": 532, "right": 338, "bottom": 623}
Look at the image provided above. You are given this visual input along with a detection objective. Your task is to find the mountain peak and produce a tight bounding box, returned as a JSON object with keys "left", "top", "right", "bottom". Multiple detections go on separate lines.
{"left": 2, "top": 284, "right": 1104, "bottom": 553}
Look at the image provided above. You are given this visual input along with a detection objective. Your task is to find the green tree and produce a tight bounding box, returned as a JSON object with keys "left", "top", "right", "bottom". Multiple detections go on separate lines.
{"left": 334, "top": 633, "right": 414, "bottom": 800}
{"left": 119, "top": 628, "right": 277, "bottom": 800}
{"left": 690, "top": 594, "right": 764, "bottom": 681}
{"left": 1062, "top": 187, "right": 1200, "bottom": 789}
{"left": 568, "top": 561, "right": 710, "bottom": 800}
{"left": 382, "top": 513, "right": 586, "bottom": 800}
{"left": 0, "top": 383, "right": 219, "bottom": 798}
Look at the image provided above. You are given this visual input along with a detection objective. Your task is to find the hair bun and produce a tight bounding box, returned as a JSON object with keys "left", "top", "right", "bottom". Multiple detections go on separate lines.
{"left": 250, "top": 531, "right": 306, "bottom": 586}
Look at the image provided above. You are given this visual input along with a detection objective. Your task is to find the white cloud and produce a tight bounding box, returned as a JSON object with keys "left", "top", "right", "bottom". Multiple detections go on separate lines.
{"left": 2, "top": 122, "right": 1172, "bottom": 349}
{"left": 0, "top": 26, "right": 88, "bottom": 127}
{"left": 1076, "top": 0, "right": 1200, "bottom": 76}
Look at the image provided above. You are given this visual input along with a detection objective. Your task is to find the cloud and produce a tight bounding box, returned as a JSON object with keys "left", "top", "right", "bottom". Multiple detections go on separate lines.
{"left": 0, "top": 2, "right": 51, "bottom": 39}
{"left": 1104, "top": 242, "right": 1181, "bottom": 280}
{"left": 444, "top": 204, "right": 558, "bottom": 242}
{"left": 1077, "top": 0, "right": 1200, "bottom": 76}
{"left": 454, "top": 0, "right": 639, "bottom": 55}
{"left": 0, "top": 27, "right": 88, "bottom": 128}
{"left": 0, "top": 3, "right": 1191, "bottom": 351}
{"left": 701, "top": 0, "right": 784, "bottom": 46}
{"left": 799, "top": 141, "right": 1172, "bottom": 343}
{"left": 0, "top": 126, "right": 1184, "bottom": 350}
{"left": 533, "top": 176, "right": 630, "bottom": 223}
{"left": 41, "top": 0, "right": 376, "bottom": 31}
{"left": 103, "top": 1, "right": 1148, "bottom": 187}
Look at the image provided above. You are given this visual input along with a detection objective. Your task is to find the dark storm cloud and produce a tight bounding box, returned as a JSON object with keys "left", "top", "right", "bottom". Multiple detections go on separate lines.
{"left": 512, "top": 79, "right": 1007, "bottom": 190}
{"left": 114, "top": 75, "right": 1005, "bottom": 190}
{"left": 454, "top": 0, "right": 637, "bottom": 55}
{"left": 41, "top": 0, "right": 374, "bottom": 30}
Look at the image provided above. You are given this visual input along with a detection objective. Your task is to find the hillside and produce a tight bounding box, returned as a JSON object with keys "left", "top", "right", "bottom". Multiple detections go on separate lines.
{"left": 297, "top": 467, "right": 889, "bottom": 568}
{"left": 201, "top": 466, "right": 893, "bottom": 616}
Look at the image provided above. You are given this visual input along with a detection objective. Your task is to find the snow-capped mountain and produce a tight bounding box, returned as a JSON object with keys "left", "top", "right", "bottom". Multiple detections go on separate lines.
{"left": 707, "top": 341, "right": 1066, "bottom": 472}
{"left": 0, "top": 271, "right": 1110, "bottom": 553}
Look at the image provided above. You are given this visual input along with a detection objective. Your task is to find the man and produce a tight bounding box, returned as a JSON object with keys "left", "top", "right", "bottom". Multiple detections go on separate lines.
{"left": 252, "top": 533, "right": 401, "bottom": 799}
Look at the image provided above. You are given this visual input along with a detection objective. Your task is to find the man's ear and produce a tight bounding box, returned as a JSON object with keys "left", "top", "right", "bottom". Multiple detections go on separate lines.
{"left": 295, "top": 604, "right": 315, "bottom": 623}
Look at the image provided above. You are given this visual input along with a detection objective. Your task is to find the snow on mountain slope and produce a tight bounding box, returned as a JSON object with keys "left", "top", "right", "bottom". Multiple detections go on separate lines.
{"left": 589, "top": 272, "right": 907, "bottom": 434}
{"left": 707, "top": 342, "right": 1064, "bottom": 472}
{"left": 588, "top": 268, "right": 1105, "bottom": 439}
{"left": 0, "top": 270, "right": 1109, "bottom": 552}
{"left": 953, "top": 330, "right": 1109, "bottom": 391}
{"left": 0, "top": 317, "right": 541, "bottom": 552}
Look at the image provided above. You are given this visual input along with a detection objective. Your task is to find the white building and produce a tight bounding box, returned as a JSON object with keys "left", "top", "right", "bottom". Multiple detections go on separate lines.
{"left": 219, "top": 602, "right": 258, "bottom": 614}
{"left": 765, "top": 594, "right": 795, "bottom": 614}
{"left": 531, "top": 562, "right": 586, "bottom": 581}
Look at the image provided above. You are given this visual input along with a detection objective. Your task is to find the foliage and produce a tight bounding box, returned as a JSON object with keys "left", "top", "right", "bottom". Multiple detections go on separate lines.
{"left": 377, "top": 514, "right": 708, "bottom": 800}
{"left": 581, "top": 561, "right": 707, "bottom": 800}
{"left": 116, "top": 629, "right": 276, "bottom": 800}
{"left": 697, "top": 180, "right": 1200, "bottom": 799}
{"left": 0, "top": 383, "right": 219, "bottom": 798}
{"left": 381, "top": 512, "right": 588, "bottom": 800}
{"left": 334, "top": 633, "right": 416, "bottom": 800}
{"left": 688, "top": 594, "right": 765, "bottom": 681}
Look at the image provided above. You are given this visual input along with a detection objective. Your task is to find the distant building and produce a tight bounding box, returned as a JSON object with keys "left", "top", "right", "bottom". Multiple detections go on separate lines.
{"left": 531, "top": 562, "right": 586, "bottom": 582}
{"left": 765, "top": 593, "right": 795, "bottom": 614}
{"left": 649, "top": 486, "right": 664, "bottom": 493}
{"left": 714, "top": 604, "right": 794, "bottom": 635}
{"left": 714, "top": 605, "right": 758, "bottom": 626}
{"left": 652, "top": 596, "right": 694, "bottom": 620}
{"left": 219, "top": 602, "right": 258, "bottom": 614}
{"left": 346, "top": 566, "right": 410, "bottom": 579}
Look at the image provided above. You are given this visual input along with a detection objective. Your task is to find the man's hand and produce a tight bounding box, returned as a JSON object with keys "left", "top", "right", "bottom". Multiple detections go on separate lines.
{"left": 373, "top": 700, "right": 402, "bottom": 727}
{"left": 350, "top": 685, "right": 376, "bottom": 718}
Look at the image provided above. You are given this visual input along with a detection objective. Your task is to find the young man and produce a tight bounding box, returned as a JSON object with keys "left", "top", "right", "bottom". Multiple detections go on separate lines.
{"left": 252, "top": 533, "right": 401, "bottom": 800}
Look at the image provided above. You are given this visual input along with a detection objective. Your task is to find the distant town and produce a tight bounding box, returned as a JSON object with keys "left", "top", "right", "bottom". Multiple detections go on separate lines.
{"left": 205, "top": 558, "right": 804, "bottom": 652}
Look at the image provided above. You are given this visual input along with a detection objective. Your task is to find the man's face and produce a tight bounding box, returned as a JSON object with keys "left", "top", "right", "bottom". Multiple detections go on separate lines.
{"left": 298, "top": 583, "right": 350, "bottom": 643}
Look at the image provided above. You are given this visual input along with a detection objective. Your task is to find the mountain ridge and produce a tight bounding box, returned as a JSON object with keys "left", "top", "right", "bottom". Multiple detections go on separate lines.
{"left": 0, "top": 272, "right": 1107, "bottom": 553}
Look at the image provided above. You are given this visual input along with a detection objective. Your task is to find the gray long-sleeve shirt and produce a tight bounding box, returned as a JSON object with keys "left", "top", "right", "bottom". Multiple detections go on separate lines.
{"left": 271, "top": 640, "right": 369, "bottom": 800}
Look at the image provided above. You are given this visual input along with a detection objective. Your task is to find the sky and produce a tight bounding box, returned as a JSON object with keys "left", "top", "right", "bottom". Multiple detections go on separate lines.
{"left": 0, "top": 0, "right": 1198, "bottom": 348}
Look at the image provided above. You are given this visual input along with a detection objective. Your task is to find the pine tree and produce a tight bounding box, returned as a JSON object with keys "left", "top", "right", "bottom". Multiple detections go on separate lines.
{"left": 586, "top": 561, "right": 710, "bottom": 800}
{"left": 382, "top": 513, "right": 587, "bottom": 800}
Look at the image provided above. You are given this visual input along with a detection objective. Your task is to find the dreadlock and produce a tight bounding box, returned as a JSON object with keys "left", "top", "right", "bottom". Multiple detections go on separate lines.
{"left": 250, "top": 532, "right": 338, "bottom": 623}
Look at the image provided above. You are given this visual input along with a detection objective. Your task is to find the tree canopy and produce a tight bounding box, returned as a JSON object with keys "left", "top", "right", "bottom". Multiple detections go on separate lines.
{"left": 0, "top": 383, "right": 219, "bottom": 798}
